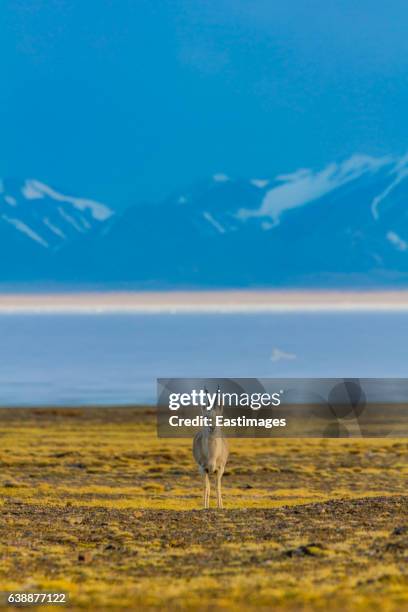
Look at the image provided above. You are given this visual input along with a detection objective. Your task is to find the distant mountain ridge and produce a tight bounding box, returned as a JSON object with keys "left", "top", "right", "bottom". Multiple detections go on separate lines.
{"left": 2, "top": 154, "right": 408, "bottom": 287}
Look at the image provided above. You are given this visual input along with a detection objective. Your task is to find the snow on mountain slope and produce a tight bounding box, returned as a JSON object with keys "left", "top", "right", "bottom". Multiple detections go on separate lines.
{"left": 21, "top": 180, "right": 112, "bottom": 221}
{"left": 0, "top": 179, "right": 113, "bottom": 250}
{"left": 71, "top": 152, "right": 408, "bottom": 287}
{"left": 238, "top": 154, "right": 392, "bottom": 226}
{"left": 2, "top": 154, "right": 408, "bottom": 287}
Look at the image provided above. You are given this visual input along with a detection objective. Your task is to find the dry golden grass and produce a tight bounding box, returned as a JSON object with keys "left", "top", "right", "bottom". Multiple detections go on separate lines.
{"left": 0, "top": 407, "right": 407, "bottom": 610}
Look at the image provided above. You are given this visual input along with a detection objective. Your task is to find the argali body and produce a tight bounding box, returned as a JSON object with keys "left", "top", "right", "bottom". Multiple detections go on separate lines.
{"left": 192, "top": 389, "right": 229, "bottom": 509}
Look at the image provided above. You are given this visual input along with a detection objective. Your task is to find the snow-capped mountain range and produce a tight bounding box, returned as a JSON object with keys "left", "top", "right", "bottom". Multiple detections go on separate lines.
{"left": 3, "top": 154, "right": 408, "bottom": 287}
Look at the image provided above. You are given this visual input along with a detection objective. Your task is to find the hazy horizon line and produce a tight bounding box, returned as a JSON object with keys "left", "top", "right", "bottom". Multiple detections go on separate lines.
{"left": 0, "top": 289, "right": 408, "bottom": 314}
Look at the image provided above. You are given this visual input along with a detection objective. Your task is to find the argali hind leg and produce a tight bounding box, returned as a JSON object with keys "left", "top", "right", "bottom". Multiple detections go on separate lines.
{"left": 216, "top": 469, "right": 224, "bottom": 509}
{"left": 204, "top": 471, "right": 210, "bottom": 509}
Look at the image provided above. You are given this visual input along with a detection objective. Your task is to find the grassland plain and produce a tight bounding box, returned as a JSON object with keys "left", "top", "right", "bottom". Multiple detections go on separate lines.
{"left": 0, "top": 407, "right": 407, "bottom": 611}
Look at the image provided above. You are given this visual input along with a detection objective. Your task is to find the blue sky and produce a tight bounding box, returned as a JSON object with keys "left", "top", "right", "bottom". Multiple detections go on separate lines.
{"left": 1, "top": 0, "right": 408, "bottom": 210}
